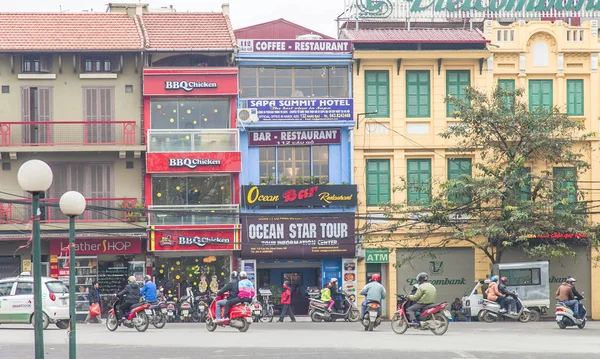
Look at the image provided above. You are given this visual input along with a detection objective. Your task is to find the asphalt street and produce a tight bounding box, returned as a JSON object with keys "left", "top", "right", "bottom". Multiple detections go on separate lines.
{"left": 0, "top": 320, "right": 599, "bottom": 359}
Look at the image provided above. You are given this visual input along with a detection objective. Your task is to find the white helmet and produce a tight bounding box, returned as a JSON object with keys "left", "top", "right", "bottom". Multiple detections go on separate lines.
{"left": 330, "top": 278, "right": 338, "bottom": 283}
{"left": 239, "top": 271, "right": 248, "bottom": 279}
{"left": 128, "top": 276, "right": 136, "bottom": 283}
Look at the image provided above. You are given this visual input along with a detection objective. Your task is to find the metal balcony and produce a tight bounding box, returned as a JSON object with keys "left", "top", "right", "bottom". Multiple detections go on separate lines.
{"left": 0, "top": 121, "right": 137, "bottom": 146}
{"left": 148, "top": 204, "right": 239, "bottom": 226}
{"left": 147, "top": 129, "right": 239, "bottom": 152}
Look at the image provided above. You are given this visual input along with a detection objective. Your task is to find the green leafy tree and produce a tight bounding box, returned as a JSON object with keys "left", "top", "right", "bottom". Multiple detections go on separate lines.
{"left": 376, "top": 85, "right": 597, "bottom": 264}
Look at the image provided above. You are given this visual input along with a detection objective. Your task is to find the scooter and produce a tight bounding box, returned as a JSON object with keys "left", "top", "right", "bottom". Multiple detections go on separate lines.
{"left": 308, "top": 291, "right": 361, "bottom": 322}
{"left": 361, "top": 301, "right": 382, "bottom": 331}
{"left": 556, "top": 297, "right": 587, "bottom": 329}
{"left": 192, "top": 292, "right": 210, "bottom": 323}
{"left": 479, "top": 293, "right": 530, "bottom": 323}
{"left": 391, "top": 294, "right": 450, "bottom": 336}
{"left": 105, "top": 296, "right": 151, "bottom": 332}
{"left": 177, "top": 287, "right": 194, "bottom": 322}
{"left": 165, "top": 293, "right": 177, "bottom": 323}
{"left": 205, "top": 294, "right": 252, "bottom": 332}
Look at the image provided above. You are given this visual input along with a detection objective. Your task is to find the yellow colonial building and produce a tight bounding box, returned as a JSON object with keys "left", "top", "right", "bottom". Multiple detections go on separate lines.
{"left": 341, "top": 12, "right": 600, "bottom": 318}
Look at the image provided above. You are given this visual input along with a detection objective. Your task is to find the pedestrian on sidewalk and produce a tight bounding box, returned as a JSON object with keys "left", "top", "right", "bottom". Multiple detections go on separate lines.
{"left": 85, "top": 281, "right": 102, "bottom": 323}
{"left": 278, "top": 281, "right": 296, "bottom": 322}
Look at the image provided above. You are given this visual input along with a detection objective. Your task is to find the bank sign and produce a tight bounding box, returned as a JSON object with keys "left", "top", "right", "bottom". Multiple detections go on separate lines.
{"left": 149, "top": 229, "right": 240, "bottom": 251}
{"left": 244, "top": 99, "right": 353, "bottom": 122}
{"left": 242, "top": 185, "right": 357, "bottom": 207}
{"left": 241, "top": 215, "right": 356, "bottom": 258}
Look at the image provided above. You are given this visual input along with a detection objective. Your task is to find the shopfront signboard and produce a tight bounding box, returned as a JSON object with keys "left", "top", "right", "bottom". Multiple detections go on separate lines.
{"left": 242, "top": 185, "right": 357, "bottom": 207}
{"left": 146, "top": 152, "right": 242, "bottom": 173}
{"left": 241, "top": 214, "right": 355, "bottom": 258}
{"left": 365, "top": 248, "right": 389, "bottom": 263}
{"left": 143, "top": 68, "right": 238, "bottom": 96}
{"left": 240, "top": 259, "right": 257, "bottom": 289}
{"left": 237, "top": 39, "right": 351, "bottom": 53}
{"left": 342, "top": 258, "right": 358, "bottom": 299}
{"left": 149, "top": 229, "right": 240, "bottom": 251}
{"left": 49, "top": 238, "right": 142, "bottom": 256}
{"left": 244, "top": 98, "right": 353, "bottom": 122}
{"left": 248, "top": 129, "right": 342, "bottom": 146}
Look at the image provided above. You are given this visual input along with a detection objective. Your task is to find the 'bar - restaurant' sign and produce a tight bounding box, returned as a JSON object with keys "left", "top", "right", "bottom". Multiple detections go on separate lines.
{"left": 249, "top": 129, "right": 341, "bottom": 146}
{"left": 242, "top": 185, "right": 357, "bottom": 207}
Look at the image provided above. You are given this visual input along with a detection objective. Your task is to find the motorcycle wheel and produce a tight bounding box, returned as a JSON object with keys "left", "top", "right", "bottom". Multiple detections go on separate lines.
{"left": 152, "top": 312, "right": 167, "bottom": 329}
{"left": 55, "top": 320, "right": 69, "bottom": 329}
{"left": 237, "top": 318, "right": 250, "bottom": 332}
{"left": 528, "top": 309, "right": 540, "bottom": 322}
{"left": 481, "top": 311, "right": 495, "bottom": 323}
{"left": 391, "top": 314, "right": 408, "bottom": 335}
{"left": 577, "top": 320, "right": 586, "bottom": 329}
{"left": 518, "top": 311, "right": 530, "bottom": 323}
{"left": 557, "top": 321, "right": 567, "bottom": 329}
{"left": 206, "top": 318, "right": 217, "bottom": 332}
{"left": 430, "top": 313, "right": 449, "bottom": 336}
{"left": 347, "top": 309, "right": 361, "bottom": 322}
{"left": 310, "top": 310, "right": 323, "bottom": 322}
{"left": 191, "top": 311, "right": 202, "bottom": 323}
{"left": 106, "top": 313, "right": 118, "bottom": 332}
{"left": 134, "top": 312, "right": 150, "bottom": 332}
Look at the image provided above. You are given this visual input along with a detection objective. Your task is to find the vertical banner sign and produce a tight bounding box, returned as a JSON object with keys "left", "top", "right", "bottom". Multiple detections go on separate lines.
{"left": 342, "top": 258, "right": 358, "bottom": 300}
{"left": 241, "top": 259, "right": 257, "bottom": 290}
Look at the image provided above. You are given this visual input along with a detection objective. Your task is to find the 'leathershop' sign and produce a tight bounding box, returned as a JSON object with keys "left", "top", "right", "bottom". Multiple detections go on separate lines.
{"left": 242, "top": 185, "right": 357, "bottom": 207}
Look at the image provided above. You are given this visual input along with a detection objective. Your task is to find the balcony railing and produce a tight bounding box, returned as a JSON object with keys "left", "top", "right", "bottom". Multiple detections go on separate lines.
{"left": 147, "top": 129, "right": 239, "bottom": 152}
{"left": 0, "top": 198, "right": 139, "bottom": 223}
{"left": 148, "top": 204, "right": 239, "bottom": 226}
{"left": 0, "top": 121, "right": 137, "bottom": 146}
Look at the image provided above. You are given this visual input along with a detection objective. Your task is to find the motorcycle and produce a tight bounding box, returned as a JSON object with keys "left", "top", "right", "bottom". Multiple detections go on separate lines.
{"left": 391, "top": 294, "right": 450, "bottom": 336}
{"left": 192, "top": 292, "right": 210, "bottom": 323}
{"left": 308, "top": 290, "right": 361, "bottom": 323}
{"left": 479, "top": 293, "right": 530, "bottom": 323}
{"left": 106, "top": 295, "right": 151, "bottom": 332}
{"left": 141, "top": 295, "right": 167, "bottom": 329}
{"left": 165, "top": 293, "right": 177, "bottom": 323}
{"left": 556, "top": 297, "right": 586, "bottom": 329}
{"left": 177, "top": 287, "right": 194, "bottom": 322}
{"left": 361, "top": 301, "right": 382, "bottom": 331}
{"left": 205, "top": 294, "right": 252, "bottom": 332}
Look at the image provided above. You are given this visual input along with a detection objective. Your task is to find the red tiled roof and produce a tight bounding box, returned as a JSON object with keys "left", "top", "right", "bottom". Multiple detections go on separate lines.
{"left": 234, "top": 18, "right": 333, "bottom": 40}
{"left": 0, "top": 13, "right": 144, "bottom": 52}
{"left": 342, "top": 28, "right": 488, "bottom": 44}
{"left": 139, "top": 13, "right": 236, "bottom": 51}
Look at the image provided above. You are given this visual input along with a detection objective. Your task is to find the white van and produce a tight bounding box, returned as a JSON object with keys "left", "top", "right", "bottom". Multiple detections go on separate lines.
{"left": 0, "top": 272, "right": 70, "bottom": 329}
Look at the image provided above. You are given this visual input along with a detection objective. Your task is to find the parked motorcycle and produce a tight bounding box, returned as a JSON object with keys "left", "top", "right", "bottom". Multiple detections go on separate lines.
{"left": 177, "top": 287, "right": 194, "bottom": 322}
{"left": 361, "top": 301, "right": 382, "bottom": 331}
{"left": 192, "top": 292, "right": 210, "bottom": 323}
{"left": 106, "top": 296, "right": 151, "bottom": 332}
{"left": 308, "top": 291, "right": 360, "bottom": 322}
{"left": 556, "top": 297, "right": 587, "bottom": 329}
{"left": 479, "top": 293, "right": 530, "bottom": 323}
{"left": 391, "top": 294, "right": 450, "bottom": 336}
{"left": 205, "top": 294, "right": 252, "bottom": 332}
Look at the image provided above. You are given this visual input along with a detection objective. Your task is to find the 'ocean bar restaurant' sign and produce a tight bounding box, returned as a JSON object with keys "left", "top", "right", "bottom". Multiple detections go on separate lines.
{"left": 409, "top": 0, "right": 600, "bottom": 12}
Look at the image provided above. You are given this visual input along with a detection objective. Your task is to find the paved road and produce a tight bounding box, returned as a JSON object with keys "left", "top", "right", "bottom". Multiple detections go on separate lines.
{"left": 1, "top": 321, "right": 599, "bottom": 359}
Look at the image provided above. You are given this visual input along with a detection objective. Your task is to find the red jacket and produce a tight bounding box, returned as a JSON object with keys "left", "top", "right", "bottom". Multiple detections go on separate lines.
{"left": 281, "top": 287, "right": 292, "bottom": 305}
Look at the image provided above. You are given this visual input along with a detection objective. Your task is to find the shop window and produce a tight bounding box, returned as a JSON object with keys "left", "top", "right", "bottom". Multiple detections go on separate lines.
{"left": 406, "top": 70, "right": 430, "bottom": 118}
{"left": 407, "top": 159, "right": 432, "bottom": 206}
{"left": 447, "top": 158, "right": 472, "bottom": 205}
{"left": 366, "top": 159, "right": 390, "bottom": 206}
{"left": 498, "top": 79, "right": 515, "bottom": 110}
{"left": 152, "top": 175, "right": 232, "bottom": 206}
{"left": 553, "top": 167, "right": 577, "bottom": 205}
{"left": 22, "top": 55, "right": 52, "bottom": 73}
{"left": 259, "top": 146, "right": 329, "bottom": 185}
{"left": 155, "top": 256, "right": 230, "bottom": 298}
{"left": 446, "top": 70, "right": 470, "bottom": 116}
{"left": 81, "top": 56, "right": 120, "bottom": 73}
{"left": 364, "top": 70, "right": 390, "bottom": 118}
{"left": 529, "top": 80, "right": 553, "bottom": 111}
{"left": 499, "top": 268, "right": 541, "bottom": 286}
{"left": 150, "top": 98, "right": 230, "bottom": 129}
{"left": 566, "top": 79, "right": 584, "bottom": 116}
{"left": 239, "top": 66, "right": 348, "bottom": 98}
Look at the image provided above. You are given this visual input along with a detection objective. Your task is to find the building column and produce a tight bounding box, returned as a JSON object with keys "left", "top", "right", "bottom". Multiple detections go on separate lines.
{"left": 386, "top": 250, "right": 397, "bottom": 317}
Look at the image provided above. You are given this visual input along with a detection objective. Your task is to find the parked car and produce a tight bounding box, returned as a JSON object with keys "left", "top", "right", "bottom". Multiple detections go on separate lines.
{"left": 0, "top": 272, "right": 70, "bottom": 329}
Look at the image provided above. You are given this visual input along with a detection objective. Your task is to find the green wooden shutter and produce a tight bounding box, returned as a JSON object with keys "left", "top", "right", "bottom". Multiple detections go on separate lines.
{"left": 407, "top": 159, "right": 431, "bottom": 206}
{"left": 446, "top": 70, "right": 470, "bottom": 116}
{"left": 365, "top": 70, "right": 390, "bottom": 118}
{"left": 447, "top": 158, "right": 472, "bottom": 205}
{"left": 553, "top": 167, "right": 577, "bottom": 204}
{"left": 566, "top": 79, "right": 584, "bottom": 116}
{"left": 529, "top": 80, "right": 553, "bottom": 111}
{"left": 519, "top": 167, "right": 532, "bottom": 201}
{"left": 366, "top": 159, "right": 391, "bottom": 206}
{"left": 406, "top": 70, "right": 430, "bottom": 118}
{"left": 498, "top": 79, "right": 515, "bottom": 109}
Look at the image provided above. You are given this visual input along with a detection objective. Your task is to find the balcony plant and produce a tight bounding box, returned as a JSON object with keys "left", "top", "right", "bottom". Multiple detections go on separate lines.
{"left": 119, "top": 202, "right": 147, "bottom": 223}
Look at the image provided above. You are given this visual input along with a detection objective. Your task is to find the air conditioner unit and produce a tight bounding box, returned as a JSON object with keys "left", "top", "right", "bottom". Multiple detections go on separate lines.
{"left": 237, "top": 108, "right": 259, "bottom": 123}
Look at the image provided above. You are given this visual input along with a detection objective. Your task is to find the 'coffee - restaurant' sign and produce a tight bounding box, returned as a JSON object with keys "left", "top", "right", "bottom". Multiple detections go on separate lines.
{"left": 242, "top": 185, "right": 357, "bottom": 207}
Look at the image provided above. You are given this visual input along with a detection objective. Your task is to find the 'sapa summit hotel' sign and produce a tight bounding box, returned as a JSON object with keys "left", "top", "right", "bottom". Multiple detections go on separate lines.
{"left": 409, "top": 0, "right": 600, "bottom": 12}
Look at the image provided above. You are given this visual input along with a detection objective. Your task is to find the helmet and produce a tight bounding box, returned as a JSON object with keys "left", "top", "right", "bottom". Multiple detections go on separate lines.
{"left": 128, "top": 276, "right": 136, "bottom": 283}
{"left": 144, "top": 275, "right": 151, "bottom": 282}
{"left": 490, "top": 276, "right": 499, "bottom": 282}
{"left": 500, "top": 277, "right": 508, "bottom": 283}
{"left": 330, "top": 278, "right": 338, "bottom": 283}
{"left": 231, "top": 271, "right": 239, "bottom": 280}
{"left": 371, "top": 274, "right": 381, "bottom": 282}
{"left": 239, "top": 271, "right": 248, "bottom": 279}
{"left": 566, "top": 277, "right": 576, "bottom": 283}
{"left": 416, "top": 272, "right": 428, "bottom": 283}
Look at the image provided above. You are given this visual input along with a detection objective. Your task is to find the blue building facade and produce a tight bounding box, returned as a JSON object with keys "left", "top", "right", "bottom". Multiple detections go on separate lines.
{"left": 235, "top": 38, "right": 358, "bottom": 313}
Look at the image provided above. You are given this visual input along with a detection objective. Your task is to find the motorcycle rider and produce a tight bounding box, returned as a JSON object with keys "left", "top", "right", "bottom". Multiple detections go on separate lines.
{"left": 566, "top": 277, "right": 584, "bottom": 318}
{"left": 556, "top": 280, "right": 579, "bottom": 318}
{"left": 116, "top": 276, "right": 141, "bottom": 323}
{"left": 215, "top": 271, "right": 239, "bottom": 323}
{"left": 140, "top": 275, "right": 157, "bottom": 303}
{"left": 359, "top": 274, "right": 387, "bottom": 316}
{"left": 406, "top": 272, "right": 436, "bottom": 326}
{"left": 330, "top": 278, "right": 342, "bottom": 312}
{"left": 498, "top": 277, "right": 517, "bottom": 314}
{"left": 485, "top": 276, "right": 507, "bottom": 313}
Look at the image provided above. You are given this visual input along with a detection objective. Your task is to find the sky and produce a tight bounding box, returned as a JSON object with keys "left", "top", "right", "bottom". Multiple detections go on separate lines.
{"left": 2, "top": 0, "right": 348, "bottom": 37}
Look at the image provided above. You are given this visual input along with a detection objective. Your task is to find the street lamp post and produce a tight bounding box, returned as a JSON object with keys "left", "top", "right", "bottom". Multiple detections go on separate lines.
{"left": 59, "top": 191, "right": 87, "bottom": 359}
{"left": 17, "top": 160, "right": 54, "bottom": 359}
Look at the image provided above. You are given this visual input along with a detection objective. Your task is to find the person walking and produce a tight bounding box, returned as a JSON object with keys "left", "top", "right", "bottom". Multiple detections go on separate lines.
{"left": 85, "top": 281, "right": 101, "bottom": 323}
{"left": 278, "top": 281, "right": 296, "bottom": 322}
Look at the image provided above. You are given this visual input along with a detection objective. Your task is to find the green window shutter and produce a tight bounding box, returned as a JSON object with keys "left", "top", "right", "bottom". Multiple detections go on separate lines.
{"left": 447, "top": 158, "right": 472, "bottom": 205}
{"left": 365, "top": 70, "right": 390, "bottom": 118}
{"left": 407, "top": 159, "right": 432, "bottom": 206}
{"left": 529, "top": 80, "right": 553, "bottom": 111}
{"left": 553, "top": 167, "right": 577, "bottom": 204}
{"left": 366, "top": 159, "right": 391, "bottom": 206}
{"left": 446, "top": 70, "right": 470, "bottom": 116}
{"left": 406, "top": 70, "right": 430, "bottom": 118}
{"left": 566, "top": 79, "right": 584, "bottom": 116}
{"left": 498, "top": 79, "right": 515, "bottom": 109}
{"left": 519, "top": 167, "right": 532, "bottom": 201}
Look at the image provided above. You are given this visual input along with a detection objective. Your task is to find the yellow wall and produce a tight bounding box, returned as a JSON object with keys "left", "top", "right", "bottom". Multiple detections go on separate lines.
{"left": 353, "top": 20, "right": 600, "bottom": 318}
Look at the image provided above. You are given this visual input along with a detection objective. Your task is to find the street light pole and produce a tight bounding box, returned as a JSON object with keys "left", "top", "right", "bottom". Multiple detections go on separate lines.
{"left": 17, "top": 160, "right": 54, "bottom": 359}
{"left": 59, "top": 191, "right": 87, "bottom": 359}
